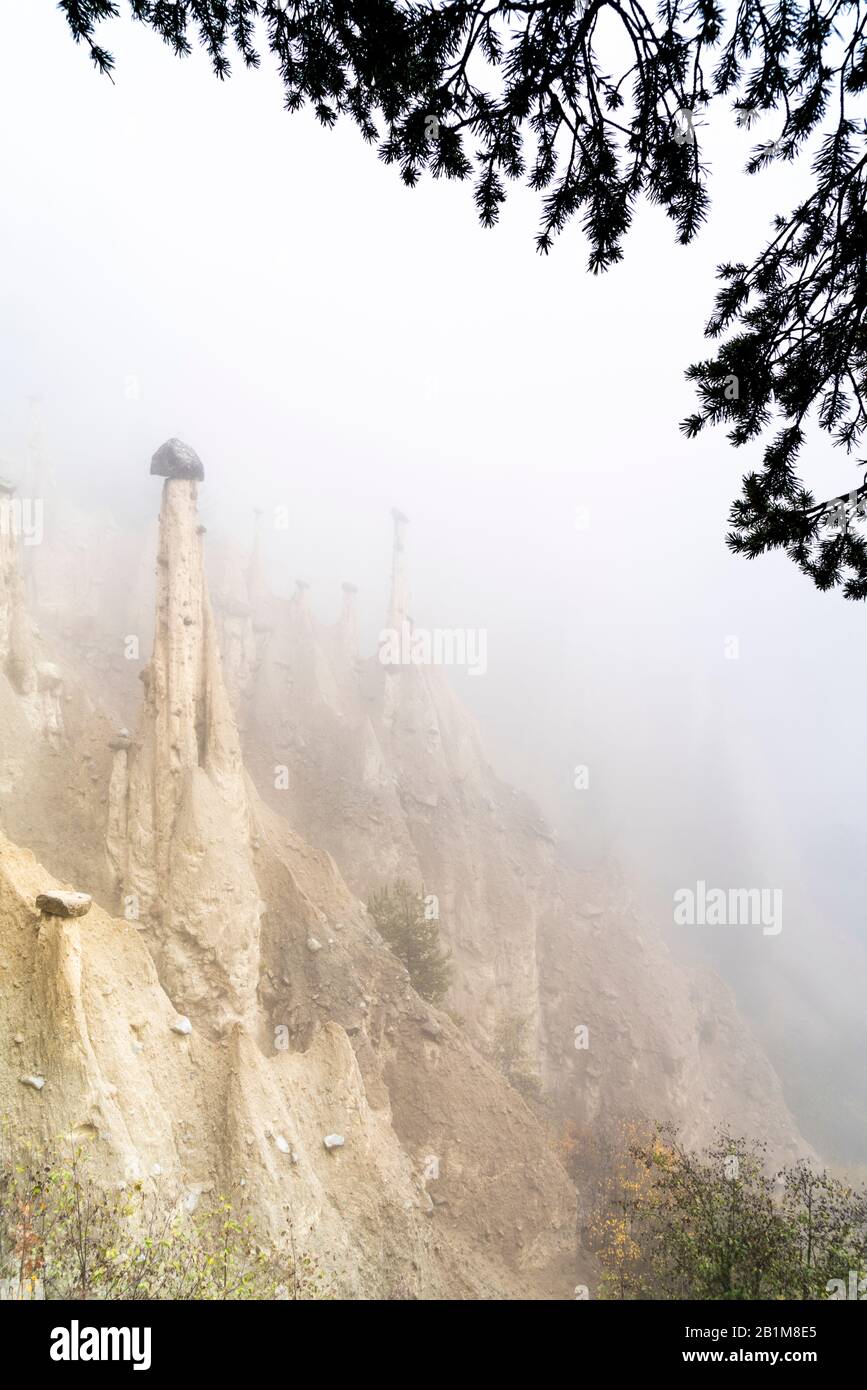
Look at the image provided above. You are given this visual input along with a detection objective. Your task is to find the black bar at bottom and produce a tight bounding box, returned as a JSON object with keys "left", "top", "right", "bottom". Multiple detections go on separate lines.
{"left": 2, "top": 1295, "right": 860, "bottom": 1376}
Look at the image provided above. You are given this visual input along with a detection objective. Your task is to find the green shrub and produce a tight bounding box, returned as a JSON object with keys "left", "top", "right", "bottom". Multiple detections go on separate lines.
{"left": 0, "top": 1134, "right": 334, "bottom": 1301}
{"left": 367, "top": 881, "right": 452, "bottom": 1004}
{"left": 492, "top": 1011, "right": 542, "bottom": 1101}
{"left": 594, "top": 1126, "right": 867, "bottom": 1300}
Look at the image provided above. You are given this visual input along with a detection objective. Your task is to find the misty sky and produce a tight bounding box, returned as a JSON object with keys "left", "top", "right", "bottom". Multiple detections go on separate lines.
{"left": 2, "top": 5, "right": 866, "bottom": 1157}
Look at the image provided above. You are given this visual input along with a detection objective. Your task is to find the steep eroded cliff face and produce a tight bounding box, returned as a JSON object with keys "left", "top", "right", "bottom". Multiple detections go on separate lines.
{"left": 0, "top": 441, "right": 578, "bottom": 1299}
{"left": 211, "top": 514, "right": 545, "bottom": 1051}
{"left": 0, "top": 441, "right": 809, "bottom": 1303}
{"left": 0, "top": 822, "right": 580, "bottom": 1294}
{"left": 107, "top": 460, "right": 263, "bottom": 1031}
{"left": 210, "top": 510, "right": 805, "bottom": 1162}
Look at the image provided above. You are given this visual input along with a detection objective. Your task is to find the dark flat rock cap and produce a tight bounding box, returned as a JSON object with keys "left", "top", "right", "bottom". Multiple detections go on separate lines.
{"left": 150, "top": 438, "right": 204, "bottom": 481}
{"left": 36, "top": 891, "right": 93, "bottom": 919}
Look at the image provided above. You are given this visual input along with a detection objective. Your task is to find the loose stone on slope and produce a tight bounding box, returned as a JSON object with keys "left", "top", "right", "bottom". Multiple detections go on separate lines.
{"left": 35, "top": 891, "right": 92, "bottom": 919}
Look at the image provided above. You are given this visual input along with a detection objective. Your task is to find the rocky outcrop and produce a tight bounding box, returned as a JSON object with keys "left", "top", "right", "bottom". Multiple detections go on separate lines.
{"left": 0, "top": 823, "right": 579, "bottom": 1295}
{"left": 150, "top": 438, "right": 205, "bottom": 482}
{"left": 88, "top": 442, "right": 578, "bottom": 1296}
{"left": 106, "top": 460, "right": 262, "bottom": 1032}
{"left": 35, "top": 890, "right": 93, "bottom": 919}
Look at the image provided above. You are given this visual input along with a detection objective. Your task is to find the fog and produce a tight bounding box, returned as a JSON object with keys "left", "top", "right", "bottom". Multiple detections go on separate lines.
{"left": 2, "top": 5, "right": 865, "bottom": 1161}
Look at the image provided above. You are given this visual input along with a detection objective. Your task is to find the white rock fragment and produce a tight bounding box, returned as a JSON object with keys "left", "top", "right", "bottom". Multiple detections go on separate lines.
{"left": 37, "top": 662, "right": 63, "bottom": 688}
{"left": 306, "top": 937, "right": 323, "bottom": 952}
{"left": 20, "top": 1075, "right": 45, "bottom": 1091}
{"left": 151, "top": 1164, "right": 162, "bottom": 1177}
{"left": 275, "top": 1135, "right": 291, "bottom": 1154}
{"left": 323, "top": 1134, "right": 345, "bottom": 1150}
{"left": 171, "top": 1015, "right": 192, "bottom": 1035}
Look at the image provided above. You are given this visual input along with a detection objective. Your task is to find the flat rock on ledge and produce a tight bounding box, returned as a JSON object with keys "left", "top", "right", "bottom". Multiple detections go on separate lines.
{"left": 150, "top": 438, "right": 204, "bottom": 482}
{"left": 35, "top": 891, "right": 93, "bottom": 919}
